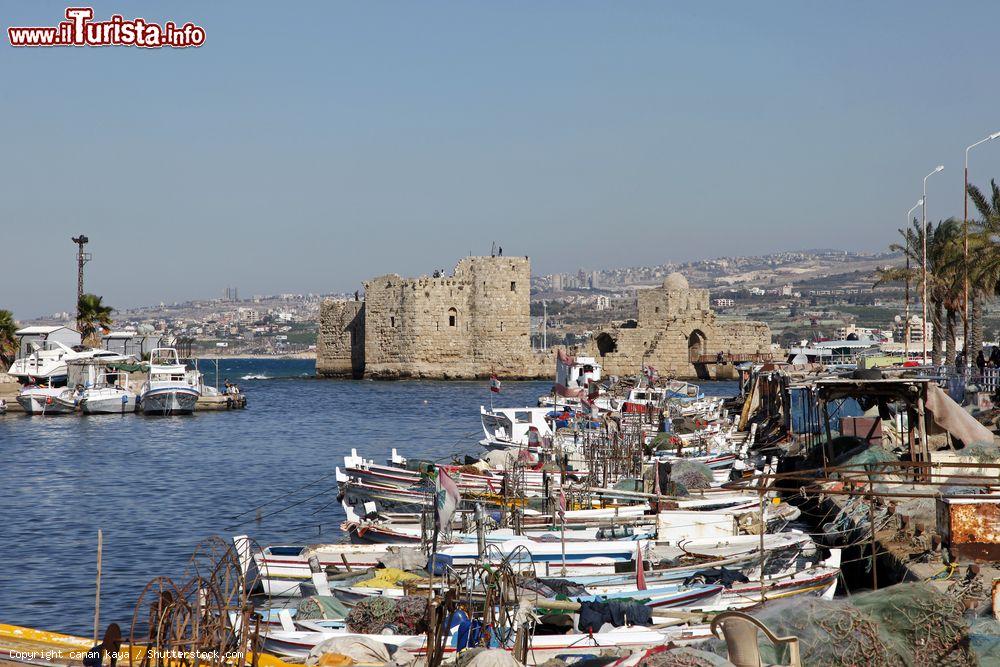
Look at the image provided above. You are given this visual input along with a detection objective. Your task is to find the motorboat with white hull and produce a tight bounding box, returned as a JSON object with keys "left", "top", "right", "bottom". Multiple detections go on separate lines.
{"left": 138, "top": 348, "right": 201, "bottom": 415}
{"left": 61, "top": 356, "right": 139, "bottom": 414}
{"left": 15, "top": 385, "right": 78, "bottom": 414}
{"left": 80, "top": 383, "right": 137, "bottom": 414}
{"left": 479, "top": 406, "right": 555, "bottom": 450}
{"left": 7, "top": 341, "right": 119, "bottom": 387}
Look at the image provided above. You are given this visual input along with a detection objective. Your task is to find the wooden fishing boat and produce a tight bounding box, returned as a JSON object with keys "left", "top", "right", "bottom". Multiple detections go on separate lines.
{"left": 252, "top": 537, "right": 653, "bottom": 597}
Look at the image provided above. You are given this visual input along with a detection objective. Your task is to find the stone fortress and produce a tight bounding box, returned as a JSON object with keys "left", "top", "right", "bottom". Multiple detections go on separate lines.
{"left": 317, "top": 256, "right": 548, "bottom": 379}
{"left": 584, "top": 272, "right": 771, "bottom": 379}
{"left": 317, "top": 256, "right": 771, "bottom": 380}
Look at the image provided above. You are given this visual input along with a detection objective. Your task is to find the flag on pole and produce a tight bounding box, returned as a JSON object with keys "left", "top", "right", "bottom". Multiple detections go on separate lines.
{"left": 527, "top": 426, "right": 541, "bottom": 448}
{"left": 489, "top": 374, "right": 501, "bottom": 393}
{"left": 635, "top": 542, "right": 647, "bottom": 590}
{"left": 435, "top": 468, "right": 461, "bottom": 531}
{"left": 557, "top": 488, "right": 567, "bottom": 521}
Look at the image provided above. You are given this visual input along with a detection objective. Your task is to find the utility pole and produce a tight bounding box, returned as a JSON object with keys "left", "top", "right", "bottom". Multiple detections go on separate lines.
{"left": 72, "top": 235, "right": 91, "bottom": 323}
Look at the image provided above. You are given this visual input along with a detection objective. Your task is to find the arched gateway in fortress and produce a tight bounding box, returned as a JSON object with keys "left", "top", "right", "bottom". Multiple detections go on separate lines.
{"left": 584, "top": 272, "right": 771, "bottom": 379}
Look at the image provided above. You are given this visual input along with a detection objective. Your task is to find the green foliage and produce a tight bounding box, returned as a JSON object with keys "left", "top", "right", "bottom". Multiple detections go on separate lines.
{"left": 877, "top": 217, "right": 964, "bottom": 360}
{"left": 77, "top": 293, "right": 114, "bottom": 342}
{"left": 0, "top": 309, "right": 16, "bottom": 367}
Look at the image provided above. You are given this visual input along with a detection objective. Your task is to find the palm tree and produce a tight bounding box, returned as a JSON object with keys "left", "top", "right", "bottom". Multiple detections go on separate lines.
{"left": 876, "top": 218, "right": 963, "bottom": 363}
{"left": 0, "top": 309, "right": 17, "bottom": 369}
{"left": 926, "top": 219, "right": 963, "bottom": 364}
{"left": 965, "top": 179, "right": 1000, "bottom": 362}
{"left": 77, "top": 293, "right": 114, "bottom": 345}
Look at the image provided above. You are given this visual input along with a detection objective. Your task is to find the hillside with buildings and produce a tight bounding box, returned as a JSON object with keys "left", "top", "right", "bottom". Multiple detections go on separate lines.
{"left": 19, "top": 248, "right": 1000, "bottom": 358}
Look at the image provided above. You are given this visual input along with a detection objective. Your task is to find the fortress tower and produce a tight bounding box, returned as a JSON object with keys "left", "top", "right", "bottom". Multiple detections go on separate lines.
{"left": 588, "top": 272, "right": 770, "bottom": 379}
{"left": 317, "top": 256, "right": 538, "bottom": 379}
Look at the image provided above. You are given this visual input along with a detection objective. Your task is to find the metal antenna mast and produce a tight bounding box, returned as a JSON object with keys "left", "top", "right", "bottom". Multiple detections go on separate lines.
{"left": 71, "top": 235, "right": 91, "bottom": 321}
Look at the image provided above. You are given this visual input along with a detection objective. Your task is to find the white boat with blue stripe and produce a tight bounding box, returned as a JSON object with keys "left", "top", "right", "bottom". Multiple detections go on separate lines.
{"left": 138, "top": 348, "right": 201, "bottom": 415}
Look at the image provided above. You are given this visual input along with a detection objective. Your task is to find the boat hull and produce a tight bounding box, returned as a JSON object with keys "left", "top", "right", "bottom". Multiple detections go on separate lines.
{"left": 81, "top": 393, "right": 138, "bottom": 414}
{"left": 16, "top": 390, "right": 76, "bottom": 415}
{"left": 140, "top": 388, "right": 199, "bottom": 415}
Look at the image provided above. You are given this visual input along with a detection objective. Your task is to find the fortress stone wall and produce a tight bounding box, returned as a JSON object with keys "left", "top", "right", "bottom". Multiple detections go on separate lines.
{"left": 316, "top": 300, "right": 365, "bottom": 378}
{"left": 583, "top": 273, "right": 771, "bottom": 379}
{"left": 317, "top": 260, "right": 771, "bottom": 380}
{"left": 318, "top": 256, "right": 549, "bottom": 379}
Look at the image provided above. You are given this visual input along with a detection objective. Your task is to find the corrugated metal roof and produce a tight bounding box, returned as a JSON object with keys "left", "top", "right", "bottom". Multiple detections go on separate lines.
{"left": 15, "top": 325, "right": 78, "bottom": 335}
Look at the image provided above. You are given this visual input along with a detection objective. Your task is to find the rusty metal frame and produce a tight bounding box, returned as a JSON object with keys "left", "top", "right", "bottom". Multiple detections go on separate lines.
{"left": 724, "top": 460, "right": 1000, "bottom": 500}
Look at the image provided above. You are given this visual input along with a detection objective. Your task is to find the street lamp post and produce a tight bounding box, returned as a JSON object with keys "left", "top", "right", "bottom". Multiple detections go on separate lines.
{"left": 905, "top": 200, "right": 922, "bottom": 359}
{"left": 964, "top": 132, "right": 1000, "bottom": 365}
{"left": 922, "top": 165, "right": 944, "bottom": 365}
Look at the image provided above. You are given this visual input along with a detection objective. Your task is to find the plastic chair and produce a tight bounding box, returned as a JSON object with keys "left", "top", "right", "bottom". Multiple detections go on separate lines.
{"left": 710, "top": 611, "right": 801, "bottom": 667}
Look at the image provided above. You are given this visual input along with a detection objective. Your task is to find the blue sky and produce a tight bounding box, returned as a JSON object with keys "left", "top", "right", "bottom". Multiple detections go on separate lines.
{"left": 3, "top": 1, "right": 1000, "bottom": 317}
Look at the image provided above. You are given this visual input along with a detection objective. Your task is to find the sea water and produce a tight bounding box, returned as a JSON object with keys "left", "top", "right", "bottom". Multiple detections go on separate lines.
{"left": 0, "top": 358, "right": 736, "bottom": 635}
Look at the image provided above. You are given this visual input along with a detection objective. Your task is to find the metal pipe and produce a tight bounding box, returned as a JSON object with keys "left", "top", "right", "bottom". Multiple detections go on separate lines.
{"left": 922, "top": 166, "right": 944, "bottom": 364}
{"left": 905, "top": 200, "right": 922, "bottom": 359}
{"left": 964, "top": 132, "right": 1000, "bottom": 364}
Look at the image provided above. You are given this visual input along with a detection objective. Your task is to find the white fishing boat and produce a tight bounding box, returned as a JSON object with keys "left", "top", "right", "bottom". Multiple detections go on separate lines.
{"left": 15, "top": 384, "right": 78, "bottom": 414}
{"left": 479, "top": 406, "right": 554, "bottom": 450}
{"left": 138, "top": 348, "right": 200, "bottom": 415}
{"left": 252, "top": 536, "right": 651, "bottom": 597}
{"left": 677, "top": 532, "right": 814, "bottom": 559}
{"left": 80, "top": 368, "right": 137, "bottom": 414}
{"left": 340, "top": 501, "right": 655, "bottom": 545}
{"left": 538, "top": 353, "right": 602, "bottom": 408}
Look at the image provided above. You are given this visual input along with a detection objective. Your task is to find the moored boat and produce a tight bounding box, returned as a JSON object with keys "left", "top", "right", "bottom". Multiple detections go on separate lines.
{"left": 138, "top": 348, "right": 200, "bottom": 415}
{"left": 15, "top": 384, "right": 77, "bottom": 414}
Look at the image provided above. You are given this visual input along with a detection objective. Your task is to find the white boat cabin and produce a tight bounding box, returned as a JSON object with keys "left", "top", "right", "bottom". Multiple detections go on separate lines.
{"left": 480, "top": 406, "right": 554, "bottom": 446}
{"left": 64, "top": 355, "right": 135, "bottom": 390}
{"left": 146, "top": 348, "right": 201, "bottom": 389}
{"left": 555, "top": 355, "right": 602, "bottom": 394}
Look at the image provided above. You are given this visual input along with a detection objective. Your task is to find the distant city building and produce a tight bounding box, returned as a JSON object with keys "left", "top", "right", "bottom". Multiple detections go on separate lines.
{"left": 595, "top": 295, "right": 611, "bottom": 310}
{"left": 552, "top": 274, "right": 563, "bottom": 291}
{"left": 835, "top": 325, "right": 883, "bottom": 342}
{"left": 893, "top": 315, "right": 932, "bottom": 344}
{"left": 590, "top": 271, "right": 601, "bottom": 289}
{"left": 714, "top": 298, "right": 735, "bottom": 308}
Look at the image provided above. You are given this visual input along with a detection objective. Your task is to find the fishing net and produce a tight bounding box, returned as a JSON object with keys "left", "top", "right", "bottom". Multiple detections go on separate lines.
{"left": 891, "top": 496, "right": 936, "bottom": 527}
{"left": 354, "top": 567, "right": 423, "bottom": 589}
{"left": 296, "top": 595, "right": 351, "bottom": 621}
{"left": 969, "top": 618, "right": 1000, "bottom": 666}
{"left": 345, "top": 595, "right": 429, "bottom": 635}
{"left": 699, "top": 582, "right": 978, "bottom": 666}
{"left": 837, "top": 443, "right": 899, "bottom": 468}
{"left": 648, "top": 433, "right": 682, "bottom": 453}
{"left": 455, "top": 648, "right": 520, "bottom": 667}
{"left": 670, "top": 461, "right": 713, "bottom": 490}
{"left": 962, "top": 440, "right": 1000, "bottom": 464}
{"left": 635, "top": 646, "right": 731, "bottom": 667}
